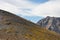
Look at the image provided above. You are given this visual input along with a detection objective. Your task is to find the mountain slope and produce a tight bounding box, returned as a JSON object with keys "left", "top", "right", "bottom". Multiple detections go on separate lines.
{"left": 37, "top": 16, "right": 60, "bottom": 33}
{"left": 0, "top": 10, "right": 60, "bottom": 40}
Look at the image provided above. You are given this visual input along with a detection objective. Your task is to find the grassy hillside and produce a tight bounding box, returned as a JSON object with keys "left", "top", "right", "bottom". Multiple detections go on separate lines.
{"left": 0, "top": 10, "right": 60, "bottom": 40}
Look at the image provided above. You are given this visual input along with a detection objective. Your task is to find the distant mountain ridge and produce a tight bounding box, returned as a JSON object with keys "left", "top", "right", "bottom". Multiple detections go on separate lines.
{"left": 0, "top": 10, "right": 60, "bottom": 40}
{"left": 37, "top": 16, "right": 60, "bottom": 33}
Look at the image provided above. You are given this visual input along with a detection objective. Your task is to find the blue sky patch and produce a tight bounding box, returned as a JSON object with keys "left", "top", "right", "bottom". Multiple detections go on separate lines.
{"left": 28, "top": 0, "right": 48, "bottom": 4}
{"left": 21, "top": 16, "right": 44, "bottom": 23}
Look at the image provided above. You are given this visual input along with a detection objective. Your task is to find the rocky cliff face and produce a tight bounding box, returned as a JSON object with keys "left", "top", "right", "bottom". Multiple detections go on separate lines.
{"left": 37, "top": 16, "right": 60, "bottom": 33}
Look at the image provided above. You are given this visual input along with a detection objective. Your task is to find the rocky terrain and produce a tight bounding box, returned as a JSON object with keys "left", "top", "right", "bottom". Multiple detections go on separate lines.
{"left": 37, "top": 16, "right": 60, "bottom": 33}
{"left": 0, "top": 10, "right": 60, "bottom": 40}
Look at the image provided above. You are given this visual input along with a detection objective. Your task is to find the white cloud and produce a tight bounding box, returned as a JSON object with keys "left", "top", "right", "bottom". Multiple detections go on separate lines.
{"left": 2, "top": 0, "right": 36, "bottom": 8}
{"left": 0, "top": 0, "right": 37, "bottom": 16}
{"left": 0, "top": 0, "right": 60, "bottom": 17}
{"left": 32, "top": 0, "right": 60, "bottom": 17}
{"left": 0, "top": 0, "right": 21, "bottom": 14}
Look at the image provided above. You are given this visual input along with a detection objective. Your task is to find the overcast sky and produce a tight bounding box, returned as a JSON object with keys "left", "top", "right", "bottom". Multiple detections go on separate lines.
{"left": 0, "top": 0, "right": 60, "bottom": 23}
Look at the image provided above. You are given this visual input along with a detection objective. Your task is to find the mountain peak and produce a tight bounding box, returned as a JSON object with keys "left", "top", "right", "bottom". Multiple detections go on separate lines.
{"left": 0, "top": 9, "right": 60, "bottom": 40}
{"left": 37, "top": 16, "right": 60, "bottom": 33}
